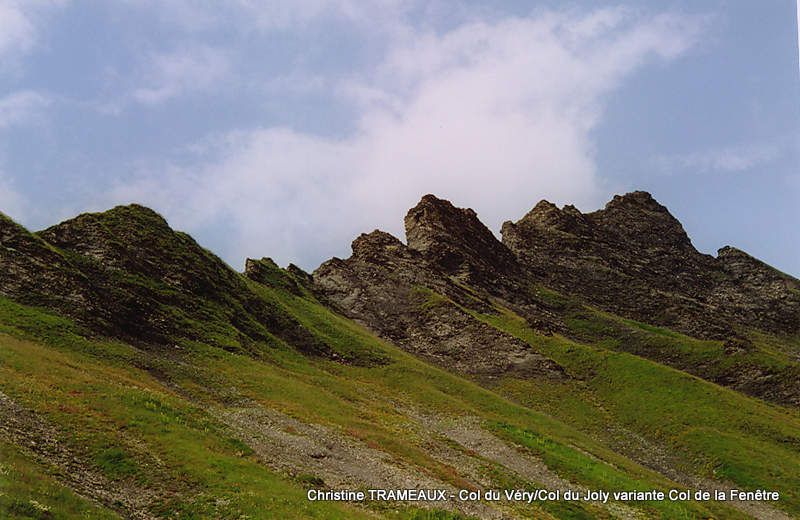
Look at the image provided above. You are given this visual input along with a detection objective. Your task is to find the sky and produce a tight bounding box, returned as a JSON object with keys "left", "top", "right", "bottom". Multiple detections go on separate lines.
{"left": 0, "top": 1, "right": 798, "bottom": 275}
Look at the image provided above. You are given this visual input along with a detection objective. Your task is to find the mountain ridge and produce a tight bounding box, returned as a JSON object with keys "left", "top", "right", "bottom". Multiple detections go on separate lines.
{"left": 2, "top": 192, "right": 800, "bottom": 519}
{"left": 313, "top": 191, "right": 800, "bottom": 407}
{"left": 501, "top": 191, "right": 799, "bottom": 339}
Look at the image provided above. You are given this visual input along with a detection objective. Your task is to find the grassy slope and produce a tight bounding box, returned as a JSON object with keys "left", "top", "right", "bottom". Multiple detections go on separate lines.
{"left": 0, "top": 276, "right": 784, "bottom": 519}
{"left": 0, "top": 440, "right": 119, "bottom": 519}
{"left": 0, "top": 299, "right": 377, "bottom": 520}
{"left": 471, "top": 304, "right": 800, "bottom": 516}
{"left": 532, "top": 286, "right": 800, "bottom": 406}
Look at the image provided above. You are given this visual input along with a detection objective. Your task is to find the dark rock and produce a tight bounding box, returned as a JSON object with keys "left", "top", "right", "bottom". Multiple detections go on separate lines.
{"left": 501, "top": 191, "right": 799, "bottom": 339}
{"left": 405, "top": 194, "right": 521, "bottom": 289}
{"left": 314, "top": 191, "right": 800, "bottom": 407}
{"left": 4, "top": 190, "right": 798, "bottom": 407}
{"left": 711, "top": 246, "right": 800, "bottom": 335}
{"left": 313, "top": 222, "right": 565, "bottom": 380}
{"left": 0, "top": 212, "right": 89, "bottom": 313}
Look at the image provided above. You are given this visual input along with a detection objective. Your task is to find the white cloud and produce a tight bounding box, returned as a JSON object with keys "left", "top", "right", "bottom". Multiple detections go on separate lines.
{"left": 0, "top": 1, "right": 36, "bottom": 59}
{"left": 658, "top": 142, "right": 781, "bottom": 174}
{"left": 0, "top": 90, "right": 50, "bottom": 129}
{"left": 0, "top": 0, "right": 66, "bottom": 63}
{"left": 108, "top": 8, "right": 705, "bottom": 269}
{"left": 132, "top": 45, "right": 231, "bottom": 105}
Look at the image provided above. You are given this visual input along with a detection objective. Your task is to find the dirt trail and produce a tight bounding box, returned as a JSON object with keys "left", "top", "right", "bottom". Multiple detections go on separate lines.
{"left": 597, "top": 417, "right": 793, "bottom": 520}
{"left": 416, "top": 414, "right": 644, "bottom": 520}
{"left": 0, "top": 389, "right": 159, "bottom": 519}
{"left": 213, "top": 405, "right": 509, "bottom": 519}
{"left": 433, "top": 414, "right": 794, "bottom": 520}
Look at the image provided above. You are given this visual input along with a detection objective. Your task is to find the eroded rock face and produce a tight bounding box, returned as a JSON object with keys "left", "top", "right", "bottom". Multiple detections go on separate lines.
{"left": 245, "top": 257, "right": 306, "bottom": 296}
{"left": 712, "top": 246, "right": 800, "bottom": 334}
{"left": 402, "top": 195, "right": 563, "bottom": 332}
{"left": 313, "top": 229, "right": 565, "bottom": 380}
{"left": 3, "top": 192, "right": 797, "bottom": 396}
{"left": 405, "top": 194, "right": 521, "bottom": 286}
{"left": 502, "top": 191, "right": 800, "bottom": 339}
{"left": 313, "top": 192, "right": 799, "bottom": 404}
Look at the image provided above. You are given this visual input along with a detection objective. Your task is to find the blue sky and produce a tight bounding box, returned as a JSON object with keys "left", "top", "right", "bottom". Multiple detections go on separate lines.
{"left": 0, "top": 1, "right": 798, "bottom": 275}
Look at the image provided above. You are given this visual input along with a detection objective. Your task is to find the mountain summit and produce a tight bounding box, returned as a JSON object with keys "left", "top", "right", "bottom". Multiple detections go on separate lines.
{"left": 316, "top": 192, "right": 800, "bottom": 406}
{"left": 501, "top": 191, "right": 799, "bottom": 339}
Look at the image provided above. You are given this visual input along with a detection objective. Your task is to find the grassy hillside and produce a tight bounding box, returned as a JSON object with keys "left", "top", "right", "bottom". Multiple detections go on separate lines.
{"left": 473, "top": 304, "right": 800, "bottom": 516}
{"left": 3, "top": 273, "right": 791, "bottom": 519}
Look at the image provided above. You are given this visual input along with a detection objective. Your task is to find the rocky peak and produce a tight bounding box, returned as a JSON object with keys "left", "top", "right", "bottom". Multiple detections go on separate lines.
{"left": 507, "top": 200, "right": 592, "bottom": 237}
{"left": 717, "top": 246, "right": 799, "bottom": 286}
{"left": 244, "top": 256, "right": 282, "bottom": 283}
{"left": 404, "top": 194, "right": 518, "bottom": 277}
{"left": 717, "top": 245, "right": 760, "bottom": 266}
{"left": 404, "top": 195, "right": 479, "bottom": 249}
{"left": 589, "top": 191, "right": 692, "bottom": 250}
{"left": 0, "top": 213, "right": 88, "bottom": 312}
{"left": 604, "top": 190, "right": 661, "bottom": 210}
{"left": 716, "top": 246, "right": 758, "bottom": 276}
{"left": 1, "top": 213, "right": 68, "bottom": 260}
{"left": 1, "top": 206, "right": 331, "bottom": 355}
{"left": 39, "top": 204, "right": 176, "bottom": 272}
{"left": 501, "top": 190, "right": 800, "bottom": 338}
{"left": 717, "top": 245, "right": 747, "bottom": 258}
{"left": 351, "top": 230, "right": 406, "bottom": 262}
{"left": 39, "top": 204, "right": 258, "bottom": 305}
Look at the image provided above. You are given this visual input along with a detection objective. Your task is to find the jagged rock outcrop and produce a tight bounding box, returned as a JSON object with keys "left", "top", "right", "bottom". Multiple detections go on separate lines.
{"left": 314, "top": 192, "right": 800, "bottom": 406}
{"left": 313, "top": 229, "right": 565, "bottom": 380}
{"left": 405, "top": 195, "right": 522, "bottom": 287}
{"left": 502, "top": 191, "right": 800, "bottom": 339}
{"left": 245, "top": 257, "right": 306, "bottom": 295}
{"left": 403, "top": 195, "right": 563, "bottom": 333}
{"left": 711, "top": 246, "right": 800, "bottom": 334}
{"left": 3, "top": 192, "right": 798, "bottom": 403}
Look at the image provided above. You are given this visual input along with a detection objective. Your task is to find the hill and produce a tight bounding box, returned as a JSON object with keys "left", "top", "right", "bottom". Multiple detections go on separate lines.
{"left": 1, "top": 193, "right": 798, "bottom": 519}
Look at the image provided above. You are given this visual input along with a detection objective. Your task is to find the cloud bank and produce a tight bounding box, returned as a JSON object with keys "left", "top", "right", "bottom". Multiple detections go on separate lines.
{"left": 106, "top": 7, "right": 705, "bottom": 269}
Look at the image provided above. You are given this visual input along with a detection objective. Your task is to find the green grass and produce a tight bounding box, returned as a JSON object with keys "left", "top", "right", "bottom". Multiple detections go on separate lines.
{"left": 0, "top": 288, "right": 777, "bottom": 519}
{"left": 0, "top": 325, "right": 375, "bottom": 518}
{"left": 93, "top": 447, "right": 140, "bottom": 479}
{"left": 472, "top": 304, "right": 800, "bottom": 516}
{"left": 560, "top": 304, "right": 800, "bottom": 406}
{"left": 197, "top": 287, "right": 744, "bottom": 519}
{"left": 412, "top": 286, "right": 451, "bottom": 311}
{"left": 530, "top": 284, "right": 575, "bottom": 311}
{"left": 491, "top": 422, "right": 699, "bottom": 519}
{"left": 248, "top": 279, "right": 389, "bottom": 365}
{"left": 0, "top": 440, "right": 120, "bottom": 519}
